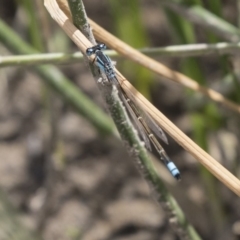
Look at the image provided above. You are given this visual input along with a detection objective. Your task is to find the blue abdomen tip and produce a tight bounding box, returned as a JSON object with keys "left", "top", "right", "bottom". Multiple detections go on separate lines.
{"left": 167, "top": 162, "right": 181, "bottom": 181}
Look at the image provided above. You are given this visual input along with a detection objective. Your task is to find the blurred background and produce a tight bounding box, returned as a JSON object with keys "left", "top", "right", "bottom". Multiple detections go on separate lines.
{"left": 0, "top": 0, "right": 240, "bottom": 239}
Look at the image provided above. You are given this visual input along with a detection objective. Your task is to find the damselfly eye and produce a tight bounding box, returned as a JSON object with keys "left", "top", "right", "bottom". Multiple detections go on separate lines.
{"left": 99, "top": 43, "right": 106, "bottom": 50}
{"left": 86, "top": 48, "right": 94, "bottom": 56}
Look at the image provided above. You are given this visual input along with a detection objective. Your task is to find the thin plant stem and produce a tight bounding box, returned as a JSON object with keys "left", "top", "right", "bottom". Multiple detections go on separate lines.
{"left": 2, "top": 42, "right": 240, "bottom": 67}
{"left": 67, "top": 0, "right": 95, "bottom": 44}
{"left": 65, "top": 0, "right": 202, "bottom": 239}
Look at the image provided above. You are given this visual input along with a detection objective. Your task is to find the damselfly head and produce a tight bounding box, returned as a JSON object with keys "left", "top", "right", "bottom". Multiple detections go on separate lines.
{"left": 86, "top": 44, "right": 106, "bottom": 56}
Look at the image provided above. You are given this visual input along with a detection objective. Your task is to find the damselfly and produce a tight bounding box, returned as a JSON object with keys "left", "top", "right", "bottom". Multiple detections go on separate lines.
{"left": 86, "top": 44, "right": 181, "bottom": 180}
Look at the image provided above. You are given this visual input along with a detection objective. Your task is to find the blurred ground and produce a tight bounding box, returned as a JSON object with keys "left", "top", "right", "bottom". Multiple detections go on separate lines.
{"left": 0, "top": 1, "right": 240, "bottom": 240}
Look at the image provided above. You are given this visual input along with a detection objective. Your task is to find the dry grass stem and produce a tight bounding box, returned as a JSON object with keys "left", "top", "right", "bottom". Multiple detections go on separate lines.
{"left": 45, "top": 0, "right": 240, "bottom": 196}
{"left": 89, "top": 19, "right": 240, "bottom": 115}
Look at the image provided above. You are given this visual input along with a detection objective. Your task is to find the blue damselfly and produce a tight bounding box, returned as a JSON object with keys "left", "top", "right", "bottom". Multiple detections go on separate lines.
{"left": 86, "top": 44, "right": 181, "bottom": 180}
